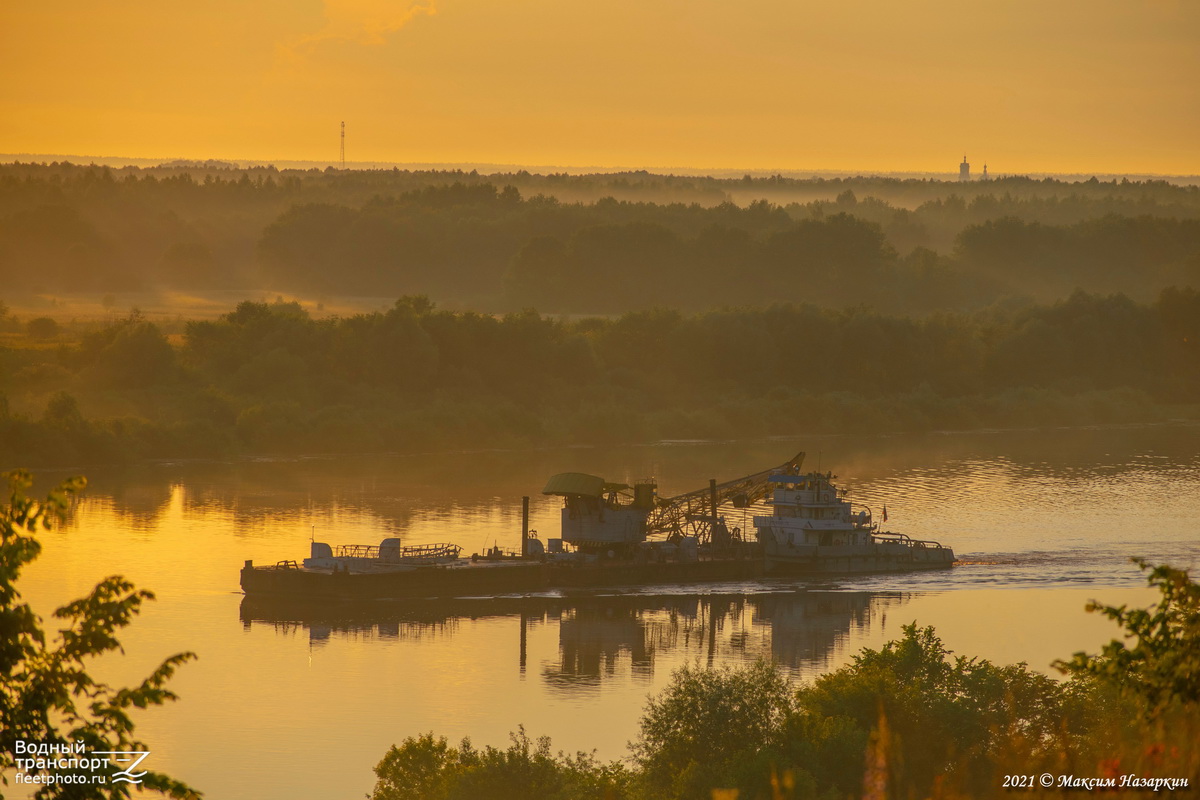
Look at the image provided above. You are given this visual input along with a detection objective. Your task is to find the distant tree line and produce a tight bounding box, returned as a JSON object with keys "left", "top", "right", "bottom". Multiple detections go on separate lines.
{"left": 1, "top": 290, "right": 1196, "bottom": 466}
{"left": 1, "top": 162, "right": 1197, "bottom": 313}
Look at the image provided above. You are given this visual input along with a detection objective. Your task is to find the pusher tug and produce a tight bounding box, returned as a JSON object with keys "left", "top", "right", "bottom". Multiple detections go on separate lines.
{"left": 754, "top": 470, "right": 954, "bottom": 573}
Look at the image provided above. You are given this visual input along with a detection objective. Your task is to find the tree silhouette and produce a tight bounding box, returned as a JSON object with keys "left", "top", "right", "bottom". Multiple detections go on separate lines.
{"left": 1, "top": 471, "right": 199, "bottom": 799}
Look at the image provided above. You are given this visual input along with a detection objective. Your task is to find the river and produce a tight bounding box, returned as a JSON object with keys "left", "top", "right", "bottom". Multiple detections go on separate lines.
{"left": 7, "top": 424, "right": 1199, "bottom": 799}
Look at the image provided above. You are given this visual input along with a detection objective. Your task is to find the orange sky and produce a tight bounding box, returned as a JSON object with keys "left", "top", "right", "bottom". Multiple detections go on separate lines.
{"left": 2, "top": 0, "right": 1198, "bottom": 174}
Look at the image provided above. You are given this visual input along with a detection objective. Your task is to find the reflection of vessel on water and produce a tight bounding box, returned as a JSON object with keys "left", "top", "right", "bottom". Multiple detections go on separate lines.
{"left": 548, "top": 591, "right": 907, "bottom": 688}
{"left": 752, "top": 591, "right": 905, "bottom": 666}
{"left": 239, "top": 590, "right": 908, "bottom": 681}
{"left": 239, "top": 451, "right": 953, "bottom": 600}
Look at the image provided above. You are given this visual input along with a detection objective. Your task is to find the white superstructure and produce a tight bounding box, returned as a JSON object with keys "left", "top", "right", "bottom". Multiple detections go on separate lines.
{"left": 753, "top": 470, "right": 954, "bottom": 574}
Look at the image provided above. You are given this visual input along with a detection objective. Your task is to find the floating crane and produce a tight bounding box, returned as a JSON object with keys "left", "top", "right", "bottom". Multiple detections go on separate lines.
{"left": 542, "top": 452, "right": 805, "bottom": 551}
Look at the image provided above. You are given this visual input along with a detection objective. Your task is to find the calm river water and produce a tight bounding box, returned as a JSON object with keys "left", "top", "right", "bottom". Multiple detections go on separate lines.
{"left": 7, "top": 424, "right": 1200, "bottom": 799}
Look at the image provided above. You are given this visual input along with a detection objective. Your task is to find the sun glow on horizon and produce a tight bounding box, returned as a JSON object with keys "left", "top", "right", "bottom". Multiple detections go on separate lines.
{"left": 1, "top": 0, "right": 1198, "bottom": 174}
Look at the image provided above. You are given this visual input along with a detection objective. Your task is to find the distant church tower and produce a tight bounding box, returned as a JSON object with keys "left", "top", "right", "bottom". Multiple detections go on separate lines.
{"left": 959, "top": 155, "right": 970, "bottom": 182}
{"left": 982, "top": 163, "right": 989, "bottom": 180}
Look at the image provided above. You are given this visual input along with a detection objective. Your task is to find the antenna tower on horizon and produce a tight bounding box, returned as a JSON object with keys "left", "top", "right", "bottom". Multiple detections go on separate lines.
{"left": 340, "top": 121, "right": 345, "bottom": 170}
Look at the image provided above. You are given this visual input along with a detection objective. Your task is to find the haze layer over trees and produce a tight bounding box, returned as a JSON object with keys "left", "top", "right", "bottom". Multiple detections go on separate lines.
{"left": 2, "top": 162, "right": 1198, "bottom": 314}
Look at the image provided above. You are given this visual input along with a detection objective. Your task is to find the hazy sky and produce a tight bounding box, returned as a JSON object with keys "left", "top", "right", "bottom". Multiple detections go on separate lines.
{"left": 2, "top": 0, "right": 1198, "bottom": 173}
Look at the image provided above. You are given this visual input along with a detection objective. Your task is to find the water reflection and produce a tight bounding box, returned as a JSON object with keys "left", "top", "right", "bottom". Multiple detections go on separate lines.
{"left": 93, "top": 482, "right": 176, "bottom": 531}
{"left": 239, "top": 590, "right": 908, "bottom": 689}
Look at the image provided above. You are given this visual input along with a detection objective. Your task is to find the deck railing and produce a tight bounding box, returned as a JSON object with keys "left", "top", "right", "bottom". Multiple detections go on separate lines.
{"left": 332, "top": 542, "right": 462, "bottom": 561}
{"left": 871, "top": 531, "right": 949, "bottom": 550}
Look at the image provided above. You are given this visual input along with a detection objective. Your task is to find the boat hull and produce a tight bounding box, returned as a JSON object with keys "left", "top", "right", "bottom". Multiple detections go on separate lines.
{"left": 239, "top": 554, "right": 765, "bottom": 600}
{"left": 762, "top": 541, "right": 955, "bottom": 575}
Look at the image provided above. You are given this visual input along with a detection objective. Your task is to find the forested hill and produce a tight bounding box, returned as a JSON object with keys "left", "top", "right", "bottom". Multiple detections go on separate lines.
{"left": 1, "top": 291, "right": 1197, "bottom": 466}
{"left": 2, "top": 162, "right": 1198, "bottom": 314}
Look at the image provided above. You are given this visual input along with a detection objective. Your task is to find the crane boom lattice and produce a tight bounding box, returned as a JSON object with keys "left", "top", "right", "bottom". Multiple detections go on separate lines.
{"left": 644, "top": 451, "right": 805, "bottom": 543}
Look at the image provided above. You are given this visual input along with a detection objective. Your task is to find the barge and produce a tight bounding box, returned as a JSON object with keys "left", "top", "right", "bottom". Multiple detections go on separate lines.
{"left": 239, "top": 452, "right": 954, "bottom": 600}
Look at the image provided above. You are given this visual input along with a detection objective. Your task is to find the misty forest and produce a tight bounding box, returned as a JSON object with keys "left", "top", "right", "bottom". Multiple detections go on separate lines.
{"left": 1, "top": 161, "right": 1198, "bottom": 466}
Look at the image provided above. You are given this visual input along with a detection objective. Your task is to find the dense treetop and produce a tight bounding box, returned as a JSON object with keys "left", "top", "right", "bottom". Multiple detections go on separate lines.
{"left": 1, "top": 290, "right": 1196, "bottom": 465}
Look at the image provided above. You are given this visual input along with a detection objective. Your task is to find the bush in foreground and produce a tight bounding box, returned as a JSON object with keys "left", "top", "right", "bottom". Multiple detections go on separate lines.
{"left": 371, "top": 728, "right": 629, "bottom": 800}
